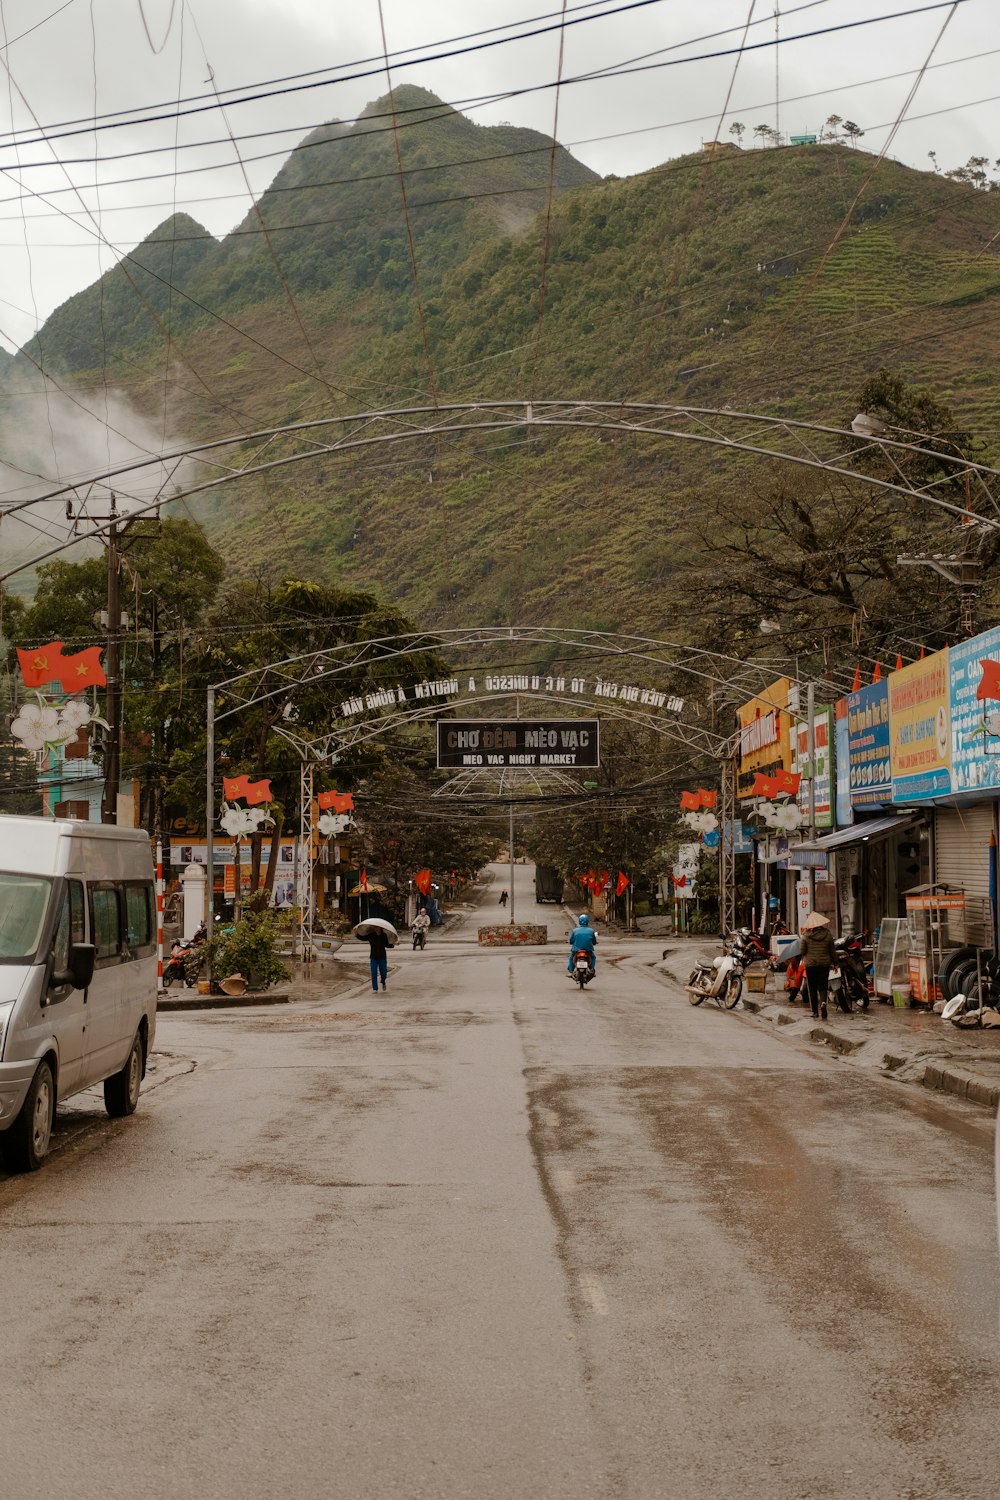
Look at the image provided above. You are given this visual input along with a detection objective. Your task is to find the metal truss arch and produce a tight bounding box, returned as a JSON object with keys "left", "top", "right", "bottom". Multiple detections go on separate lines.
{"left": 5, "top": 400, "right": 999, "bottom": 583}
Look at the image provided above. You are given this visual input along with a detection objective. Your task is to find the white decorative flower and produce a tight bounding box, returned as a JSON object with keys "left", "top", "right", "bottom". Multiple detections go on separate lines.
{"left": 57, "top": 698, "right": 92, "bottom": 731}
{"left": 10, "top": 702, "right": 61, "bottom": 751}
{"left": 317, "top": 812, "right": 350, "bottom": 837}
{"left": 773, "top": 802, "right": 804, "bottom": 831}
{"left": 221, "top": 803, "right": 274, "bottom": 839}
{"left": 985, "top": 709, "right": 1000, "bottom": 737}
{"left": 683, "top": 809, "right": 719, "bottom": 835}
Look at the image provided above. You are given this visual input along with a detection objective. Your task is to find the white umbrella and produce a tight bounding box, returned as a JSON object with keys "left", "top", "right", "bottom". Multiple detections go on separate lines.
{"left": 800, "top": 912, "right": 830, "bottom": 929}
{"left": 354, "top": 917, "right": 398, "bottom": 946}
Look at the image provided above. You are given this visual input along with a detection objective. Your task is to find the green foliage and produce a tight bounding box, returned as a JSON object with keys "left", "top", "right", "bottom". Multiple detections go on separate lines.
{"left": 207, "top": 910, "right": 290, "bottom": 990}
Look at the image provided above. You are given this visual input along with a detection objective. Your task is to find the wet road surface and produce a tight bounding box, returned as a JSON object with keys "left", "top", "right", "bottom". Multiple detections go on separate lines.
{"left": 1, "top": 863, "right": 997, "bottom": 1499}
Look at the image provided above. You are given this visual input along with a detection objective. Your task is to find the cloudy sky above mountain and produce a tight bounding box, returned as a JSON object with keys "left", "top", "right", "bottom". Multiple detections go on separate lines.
{"left": 0, "top": 0, "right": 994, "bottom": 350}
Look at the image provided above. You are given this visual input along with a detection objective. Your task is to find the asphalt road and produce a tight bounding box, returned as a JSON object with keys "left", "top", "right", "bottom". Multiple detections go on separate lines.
{"left": 1, "top": 863, "right": 997, "bottom": 1500}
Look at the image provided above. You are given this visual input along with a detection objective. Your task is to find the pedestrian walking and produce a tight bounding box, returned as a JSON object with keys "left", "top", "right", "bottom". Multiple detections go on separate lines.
{"left": 800, "top": 912, "right": 834, "bottom": 1020}
{"left": 498, "top": 888, "right": 508, "bottom": 907}
{"left": 358, "top": 925, "right": 390, "bottom": 993}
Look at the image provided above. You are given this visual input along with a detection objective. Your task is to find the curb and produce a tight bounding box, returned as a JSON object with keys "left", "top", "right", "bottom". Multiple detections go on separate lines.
{"left": 157, "top": 990, "right": 292, "bottom": 1012}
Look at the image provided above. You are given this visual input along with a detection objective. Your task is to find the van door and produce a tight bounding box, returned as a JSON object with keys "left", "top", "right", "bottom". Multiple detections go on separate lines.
{"left": 46, "top": 879, "right": 88, "bottom": 1096}
{"left": 83, "top": 882, "right": 125, "bottom": 1086}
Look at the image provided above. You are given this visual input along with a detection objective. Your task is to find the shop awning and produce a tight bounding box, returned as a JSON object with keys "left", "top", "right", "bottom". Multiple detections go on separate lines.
{"left": 798, "top": 814, "right": 921, "bottom": 852}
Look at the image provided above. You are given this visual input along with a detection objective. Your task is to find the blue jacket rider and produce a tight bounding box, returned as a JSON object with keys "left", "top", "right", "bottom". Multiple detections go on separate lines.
{"left": 568, "top": 913, "right": 598, "bottom": 974}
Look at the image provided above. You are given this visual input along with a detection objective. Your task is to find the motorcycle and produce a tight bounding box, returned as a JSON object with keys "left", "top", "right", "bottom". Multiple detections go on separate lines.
{"left": 572, "top": 949, "right": 595, "bottom": 989}
{"left": 687, "top": 951, "right": 744, "bottom": 1008}
{"left": 162, "top": 921, "right": 208, "bottom": 989}
{"left": 411, "top": 923, "right": 427, "bottom": 951}
{"left": 833, "top": 933, "right": 870, "bottom": 1011}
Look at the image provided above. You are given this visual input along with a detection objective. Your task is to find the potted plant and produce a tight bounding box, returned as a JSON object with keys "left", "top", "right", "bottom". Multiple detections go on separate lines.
{"left": 206, "top": 910, "right": 291, "bottom": 992}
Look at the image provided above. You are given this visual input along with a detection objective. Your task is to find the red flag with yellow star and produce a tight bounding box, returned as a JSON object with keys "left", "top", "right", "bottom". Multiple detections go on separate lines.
{"left": 55, "top": 646, "right": 106, "bottom": 691}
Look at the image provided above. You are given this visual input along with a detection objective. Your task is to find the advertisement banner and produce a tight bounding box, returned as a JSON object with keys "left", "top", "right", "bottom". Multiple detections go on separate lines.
{"left": 834, "top": 698, "right": 853, "bottom": 827}
{"left": 949, "top": 624, "right": 1000, "bottom": 795}
{"left": 794, "top": 705, "right": 833, "bottom": 828}
{"left": 889, "top": 649, "right": 951, "bottom": 802}
{"left": 736, "top": 677, "right": 793, "bottom": 800}
{"left": 847, "top": 680, "right": 891, "bottom": 809}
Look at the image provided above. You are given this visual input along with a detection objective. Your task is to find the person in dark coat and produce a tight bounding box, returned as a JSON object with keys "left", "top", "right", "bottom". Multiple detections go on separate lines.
{"left": 801, "top": 917, "right": 835, "bottom": 1020}
{"left": 358, "top": 927, "right": 389, "bottom": 992}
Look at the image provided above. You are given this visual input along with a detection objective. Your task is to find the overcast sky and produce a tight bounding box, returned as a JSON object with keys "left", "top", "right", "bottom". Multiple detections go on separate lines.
{"left": 0, "top": 0, "right": 995, "bottom": 353}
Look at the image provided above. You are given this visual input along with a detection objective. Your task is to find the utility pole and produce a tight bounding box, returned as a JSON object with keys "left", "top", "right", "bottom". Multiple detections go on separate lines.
{"left": 101, "top": 505, "right": 123, "bottom": 824}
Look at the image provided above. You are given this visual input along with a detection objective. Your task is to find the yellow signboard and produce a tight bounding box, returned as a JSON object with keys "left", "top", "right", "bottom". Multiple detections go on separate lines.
{"left": 737, "top": 677, "right": 793, "bottom": 800}
{"left": 888, "top": 649, "right": 951, "bottom": 802}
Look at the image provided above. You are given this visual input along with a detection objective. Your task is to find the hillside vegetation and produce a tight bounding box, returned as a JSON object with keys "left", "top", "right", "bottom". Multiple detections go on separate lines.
{"left": 13, "top": 89, "right": 1000, "bottom": 666}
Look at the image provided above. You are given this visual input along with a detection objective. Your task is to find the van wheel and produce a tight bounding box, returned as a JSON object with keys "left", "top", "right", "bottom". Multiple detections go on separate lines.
{"left": 2, "top": 1061, "right": 55, "bottom": 1172}
{"left": 104, "top": 1032, "right": 143, "bottom": 1119}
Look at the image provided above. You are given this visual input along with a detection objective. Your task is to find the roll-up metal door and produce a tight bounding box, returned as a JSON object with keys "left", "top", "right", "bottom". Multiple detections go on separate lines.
{"left": 934, "top": 803, "right": 997, "bottom": 900}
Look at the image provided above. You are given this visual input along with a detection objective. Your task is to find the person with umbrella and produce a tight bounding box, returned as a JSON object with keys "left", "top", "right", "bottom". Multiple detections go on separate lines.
{"left": 800, "top": 911, "right": 834, "bottom": 1020}
{"left": 355, "top": 917, "right": 397, "bottom": 993}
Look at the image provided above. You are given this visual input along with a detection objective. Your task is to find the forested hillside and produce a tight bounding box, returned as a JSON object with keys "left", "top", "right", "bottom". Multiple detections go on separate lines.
{"left": 13, "top": 87, "right": 1000, "bottom": 670}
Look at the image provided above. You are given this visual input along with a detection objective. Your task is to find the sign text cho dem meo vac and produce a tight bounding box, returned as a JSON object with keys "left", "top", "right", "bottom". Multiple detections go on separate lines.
{"left": 437, "top": 720, "right": 600, "bottom": 769}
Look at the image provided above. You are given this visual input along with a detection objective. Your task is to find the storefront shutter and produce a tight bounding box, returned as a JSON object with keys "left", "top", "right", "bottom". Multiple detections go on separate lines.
{"left": 934, "top": 804, "right": 997, "bottom": 902}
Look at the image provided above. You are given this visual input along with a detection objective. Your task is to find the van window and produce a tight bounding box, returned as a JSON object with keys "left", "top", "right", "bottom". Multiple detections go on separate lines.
{"left": 0, "top": 873, "right": 52, "bottom": 962}
{"left": 91, "top": 885, "right": 121, "bottom": 962}
{"left": 52, "top": 881, "right": 85, "bottom": 973}
{"left": 125, "top": 883, "right": 154, "bottom": 952}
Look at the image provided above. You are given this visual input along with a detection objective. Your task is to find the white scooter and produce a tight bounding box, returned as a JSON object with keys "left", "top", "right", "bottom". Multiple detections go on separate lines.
{"left": 687, "top": 951, "right": 744, "bottom": 1008}
{"left": 571, "top": 949, "right": 595, "bottom": 988}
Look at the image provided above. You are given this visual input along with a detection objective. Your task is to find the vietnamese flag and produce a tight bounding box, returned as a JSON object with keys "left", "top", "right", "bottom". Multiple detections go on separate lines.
{"left": 751, "top": 772, "right": 772, "bottom": 797}
{"left": 595, "top": 870, "right": 610, "bottom": 893}
{"left": 360, "top": 869, "right": 369, "bottom": 893}
{"left": 872, "top": 661, "right": 882, "bottom": 684}
{"left": 679, "top": 790, "right": 700, "bottom": 811}
{"left": 615, "top": 871, "right": 630, "bottom": 897}
{"left": 696, "top": 789, "right": 717, "bottom": 810}
{"left": 851, "top": 664, "right": 861, "bottom": 692}
{"left": 244, "top": 778, "right": 272, "bottom": 806}
{"left": 17, "top": 640, "right": 65, "bottom": 688}
{"left": 771, "top": 769, "right": 801, "bottom": 796}
{"left": 414, "top": 868, "right": 432, "bottom": 896}
{"left": 56, "top": 645, "right": 106, "bottom": 691}
{"left": 223, "top": 774, "right": 253, "bottom": 801}
{"left": 976, "top": 659, "right": 1000, "bottom": 702}
{"left": 317, "top": 788, "right": 354, "bottom": 812}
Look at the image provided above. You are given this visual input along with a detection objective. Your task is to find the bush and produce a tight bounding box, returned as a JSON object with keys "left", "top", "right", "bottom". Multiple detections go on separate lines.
{"left": 208, "top": 910, "right": 291, "bottom": 990}
{"left": 687, "top": 908, "right": 720, "bottom": 936}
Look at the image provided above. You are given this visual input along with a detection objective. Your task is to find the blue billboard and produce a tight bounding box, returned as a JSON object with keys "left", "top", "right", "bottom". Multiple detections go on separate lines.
{"left": 950, "top": 624, "right": 1000, "bottom": 795}
{"left": 847, "top": 680, "right": 891, "bottom": 808}
{"left": 834, "top": 698, "right": 852, "bottom": 826}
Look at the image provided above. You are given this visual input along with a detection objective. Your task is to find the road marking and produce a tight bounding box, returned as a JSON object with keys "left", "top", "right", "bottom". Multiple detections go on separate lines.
{"left": 543, "top": 1108, "right": 560, "bottom": 1128}
{"left": 555, "top": 1168, "right": 578, "bottom": 1194}
{"left": 579, "top": 1273, "right": 609, "bottom": 1316}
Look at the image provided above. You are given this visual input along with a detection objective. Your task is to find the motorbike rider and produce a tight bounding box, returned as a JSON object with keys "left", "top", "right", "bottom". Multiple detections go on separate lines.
{"left": 411, "top": 907, "right": 430, "bottom": 948}
{"left": 567, "top": 913, "right": 598, "bottom": 976}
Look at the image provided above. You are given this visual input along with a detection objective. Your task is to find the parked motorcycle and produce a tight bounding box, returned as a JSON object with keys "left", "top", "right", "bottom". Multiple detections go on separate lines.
{"left": 687, "top": 951, "right": 744, "bottom": 1008}
{"left": 833, "top": 933, "right": 870, "bottom": 1011}
{"left": 572, "top": 949, "right": 595, "bottom": 989}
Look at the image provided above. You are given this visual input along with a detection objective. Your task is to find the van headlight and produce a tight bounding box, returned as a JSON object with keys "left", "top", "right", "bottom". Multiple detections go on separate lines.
{"left": 0, "top": 1001, "right": 14, "bottom": 1060}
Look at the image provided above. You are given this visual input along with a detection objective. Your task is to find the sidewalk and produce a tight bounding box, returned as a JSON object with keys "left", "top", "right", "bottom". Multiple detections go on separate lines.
{"left": 655, "top": 938, "right": 1000, "bottom": 1112}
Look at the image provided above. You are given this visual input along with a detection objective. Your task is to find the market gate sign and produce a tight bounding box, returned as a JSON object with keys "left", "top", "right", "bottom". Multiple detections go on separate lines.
{"left": 437, "top": 720, "right": 600, "bottom": 769}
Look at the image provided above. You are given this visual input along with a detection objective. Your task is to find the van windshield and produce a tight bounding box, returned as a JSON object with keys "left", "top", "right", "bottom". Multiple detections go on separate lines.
{"left": 0, "top": 873, "right": 52, "bottom": 962}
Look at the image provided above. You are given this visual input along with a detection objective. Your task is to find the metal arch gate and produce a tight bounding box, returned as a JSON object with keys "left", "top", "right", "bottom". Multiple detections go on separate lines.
{"left": 205, "top": 625, "right": 751, "bottom": 955}
{"left": 3, "top": 401, "right": 1000, "bottom": 585}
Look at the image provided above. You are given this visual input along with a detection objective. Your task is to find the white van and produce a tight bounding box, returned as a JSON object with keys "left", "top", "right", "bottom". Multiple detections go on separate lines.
{"left": 0, "top": 817, "right": 157, "bottom": 1172}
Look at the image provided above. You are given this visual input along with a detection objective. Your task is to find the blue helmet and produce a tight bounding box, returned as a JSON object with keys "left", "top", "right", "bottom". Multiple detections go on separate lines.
{"left": 577, "top": 913, "right": 590, "bottom": 926}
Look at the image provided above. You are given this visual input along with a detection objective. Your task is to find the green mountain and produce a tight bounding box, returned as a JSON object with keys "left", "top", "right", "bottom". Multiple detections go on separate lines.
{"left": 17, "top": 93, "right": 1000, "bottom": 651}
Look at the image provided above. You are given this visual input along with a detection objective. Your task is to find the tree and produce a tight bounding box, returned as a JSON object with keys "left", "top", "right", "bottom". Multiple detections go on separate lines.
{"left": 753, "top": 124, "right": 773, "bottom": 148}
{"left": 729, "top": 122, "right": 746, "bottom": 146}
{"left": 5, "top": 518, "right": 225, "bottom": 834}
{"left": 842, "top": 121, "right": 864, "bottom": 147}
{"left": 822, "top": 114, "right": 843, "bottom": 142}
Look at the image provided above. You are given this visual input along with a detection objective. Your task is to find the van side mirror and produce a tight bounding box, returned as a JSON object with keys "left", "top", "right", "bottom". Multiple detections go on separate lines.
{"left": 68, "top": 943, "right": 96, "bottom": 991}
